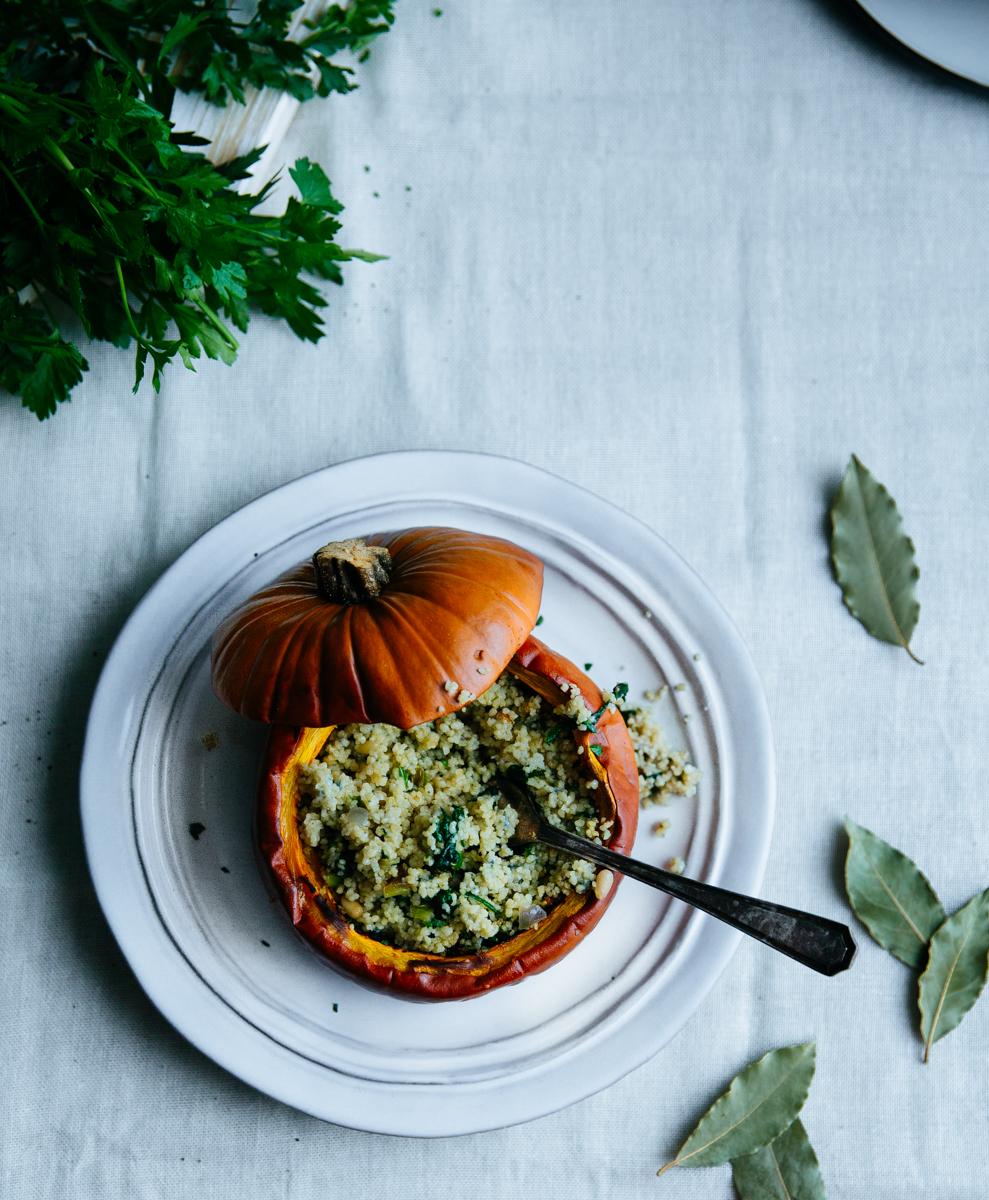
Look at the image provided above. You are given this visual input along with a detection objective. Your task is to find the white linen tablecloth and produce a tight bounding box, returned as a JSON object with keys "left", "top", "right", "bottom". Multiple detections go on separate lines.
{"left": 3, "top": 0, "right": 989, "bottom": 1194}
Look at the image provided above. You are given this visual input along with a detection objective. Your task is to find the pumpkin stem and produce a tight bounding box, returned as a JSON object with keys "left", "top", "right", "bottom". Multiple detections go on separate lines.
{"left": 313, "top": 539, "right": 392, "bottom": 604}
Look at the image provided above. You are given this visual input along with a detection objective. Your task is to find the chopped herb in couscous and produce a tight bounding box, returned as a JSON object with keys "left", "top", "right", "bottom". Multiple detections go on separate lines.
{"left": 298, "top": 674, "right": 699, "bottom": 955}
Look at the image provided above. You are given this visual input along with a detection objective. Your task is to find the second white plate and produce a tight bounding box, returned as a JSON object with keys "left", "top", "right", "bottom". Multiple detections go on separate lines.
{"left": 857, "top": 0, "right": 989, "bottom": 88}
{"left": 81, "top": 451, "right": 774, "bottom": 1136}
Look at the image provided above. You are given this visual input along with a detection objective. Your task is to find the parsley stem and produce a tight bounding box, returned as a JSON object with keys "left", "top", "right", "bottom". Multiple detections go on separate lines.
{"left": 42, "top": 137, "right": 75, "bottom": 174}
{"left": 35, "top": 289, "right": 61, "bottom": 337}
{"left": 114, "top": 257, "right": 145, "bottom": 345}
{"left": 40, "top": 137, "right": 121, "bottom": 245}
{"left": 110, "top": 144, "right": 168, "bottom": 203}
{"left": 0, "top": 85, "right": 85, "bottom": 121}
{"left": 191, "top": 297, "right": 240, "bottom": 350}
{"left": 0, "top": 93, "right": 30, "bottom": 126}
{"left": 80, "top": 10, "right": 153, "bottom": 102}
{"left": 466, "top": 892, "right": 501, "bottom": 916}
{"left": 0, "top": 161, "right": 46, "bottom": 232}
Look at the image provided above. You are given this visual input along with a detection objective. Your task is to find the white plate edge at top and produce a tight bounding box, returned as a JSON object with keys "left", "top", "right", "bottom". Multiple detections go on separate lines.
{"left": 855, "top": 0, "right": 989, "bottom": 89}
{"left": 80, "top": 450, "right": 775, "bottom": 1136}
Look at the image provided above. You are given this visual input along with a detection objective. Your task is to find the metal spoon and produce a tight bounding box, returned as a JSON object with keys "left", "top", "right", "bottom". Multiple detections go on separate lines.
{"left": 498, "top": 774, "right": 855, "bottom": 976}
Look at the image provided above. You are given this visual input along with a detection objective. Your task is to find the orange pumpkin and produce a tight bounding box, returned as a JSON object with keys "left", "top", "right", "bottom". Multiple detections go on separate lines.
{"left": 212, "top": 527, "right": 543, "bottom": 728}
{"left": 255, "top": 635, "right": 639, "bottom": 999}
{"left": 212, "top": 527, "right": 640, "bottom": 1000}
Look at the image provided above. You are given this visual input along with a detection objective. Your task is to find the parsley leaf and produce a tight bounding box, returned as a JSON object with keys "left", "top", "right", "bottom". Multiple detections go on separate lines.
{"left": 433, "top": 806, "right": 465, "bottom": 871}
{"left": 0, "top": 296, "right": 89, "bottom": 419}
{"left": 290, "top": 157, "right": 341, "bottom": 209}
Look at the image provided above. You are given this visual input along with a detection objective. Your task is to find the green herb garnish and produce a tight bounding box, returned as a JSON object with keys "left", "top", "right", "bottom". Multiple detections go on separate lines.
{"left": 535, "top": 615, "right": 543, "bottom": 626}
{"left": 588, "top": 743, "right": 602, "bottom": 758}
{"left": 580, "top": 681, "right": 630, "bottom": 730}
{"left": 544, "top": 723, "right": 565, "bottom": 744}
{"left": 397, "top": 765, "right": 412, "bottom": 790}
{"left": 325, "top": 843, "right": 349, "bottom": 880}
{"left": 410, "top": 890, "right": 458, "bottom": 927}
{"left": 0, "top": 0, "right": 395, "bottom": 418}
{"left": 466, "top": 892, "right": 500, "bottom": 916}
{"left": 579, "top": 706, "right": 605, "bottom": 731}
{"left": 433, "top": 805, "right": 465, "bottom": 870}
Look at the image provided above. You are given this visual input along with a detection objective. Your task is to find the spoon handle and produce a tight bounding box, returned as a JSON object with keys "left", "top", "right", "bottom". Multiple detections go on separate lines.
{"left": 540, "top": 825, "right": 856, "bottom": 976}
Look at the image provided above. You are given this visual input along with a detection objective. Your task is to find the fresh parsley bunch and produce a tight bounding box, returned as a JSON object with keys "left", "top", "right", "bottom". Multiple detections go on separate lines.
{"left": 0, "top": 0, "right": 394, "bottom": 419}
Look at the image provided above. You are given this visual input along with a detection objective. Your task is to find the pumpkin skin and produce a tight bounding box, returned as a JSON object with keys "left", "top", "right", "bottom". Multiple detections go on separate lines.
{"left": 256, "top": 635, "right": 640, "bottom": 1000}
{"left": 212, "top": 527, "right": 543, "bottom": 729}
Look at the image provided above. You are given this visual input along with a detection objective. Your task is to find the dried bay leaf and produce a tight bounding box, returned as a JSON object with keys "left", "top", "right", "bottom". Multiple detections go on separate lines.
{"left": 731, "top": 1119, "right": 827, "bottom": 1200}
{"left": 830, "top": 456, "right": 922, "bottom": 663}
{"left": 918, "top": 887, "right": 989, "bottom": 1062}
{"left": 658, "top": 1043, "right": 816, "bottom": 1175}
{"left": 844, "top": 818, "right": 945, "bottom": 968}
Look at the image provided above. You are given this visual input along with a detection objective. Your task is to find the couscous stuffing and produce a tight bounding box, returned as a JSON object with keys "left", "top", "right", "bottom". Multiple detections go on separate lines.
{"left": 298, "top": 674, "right": 699, "bottom": 955}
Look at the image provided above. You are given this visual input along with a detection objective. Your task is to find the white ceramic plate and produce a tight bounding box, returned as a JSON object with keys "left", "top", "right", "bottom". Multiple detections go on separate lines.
{"left": 857, "top": 0, "right": 989, "bottom": 88}
{"left": 81, "top": 451, "right": 774, "bottom": 1136}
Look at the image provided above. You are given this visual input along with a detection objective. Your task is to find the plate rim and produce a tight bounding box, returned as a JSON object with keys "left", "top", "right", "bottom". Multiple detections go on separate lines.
{"left": 80, "top": 449, "right": 776, "bottom": 1136}
{"left": 855, "top": 0, "right": 989, "bottom": 89}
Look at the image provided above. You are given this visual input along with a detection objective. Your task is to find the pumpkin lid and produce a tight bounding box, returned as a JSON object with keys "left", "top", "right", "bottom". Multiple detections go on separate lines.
{"left": 211, "top": 526, "right": 544, "bottom": 728}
